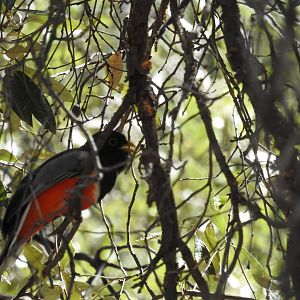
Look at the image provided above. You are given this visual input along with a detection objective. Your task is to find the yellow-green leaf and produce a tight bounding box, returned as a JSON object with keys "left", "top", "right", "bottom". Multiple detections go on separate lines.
{"left": 49, "top": 77, "right": 73, "bottom": 102}
{"left": 62, "top": 271, "right": 82, "bottom": 300}
{"left": 23, "top": 244, "right": 45, "bottom": 273}
{"left": 0, "top": 149, "right": 17, "bottom": 163}
{"left": 39, "top": 283, "right": 63, "bottom": 300}
{"left": 240, "top": 247, "right": 277, "bottom": 289}
{"left": 0, "top": 180, "right": 7, "bottom": 202}
{"left": 201, "top": 223, "right": 220, "bottom": 274}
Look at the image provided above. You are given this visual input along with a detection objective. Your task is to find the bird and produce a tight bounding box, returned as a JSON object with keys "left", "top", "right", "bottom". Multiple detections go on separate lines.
{"left": 0, "top": 130, "right": 135, "bottom": 274}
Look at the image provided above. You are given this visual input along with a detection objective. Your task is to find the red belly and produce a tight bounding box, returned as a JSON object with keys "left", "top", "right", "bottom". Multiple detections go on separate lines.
{"left": 18, "top": 177, "right": 99, "bottom": 241}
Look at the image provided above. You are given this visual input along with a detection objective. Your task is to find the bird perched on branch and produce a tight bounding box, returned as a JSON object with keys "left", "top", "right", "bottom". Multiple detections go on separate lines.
{"left": 0, "top": 130, "right": 135, "bottom": 274}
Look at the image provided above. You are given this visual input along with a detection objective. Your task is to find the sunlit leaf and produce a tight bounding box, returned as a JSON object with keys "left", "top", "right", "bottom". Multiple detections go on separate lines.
{"left": 213, "top": 195, "right": 228, "bottom": 209}
{"left": 23, "top": 244, "right": 45, "bottom": 273}
{"left": 38, "top": 149, "right": 56, "bottom": 160}
{"left": 0, "top": 149, "right": 17, "bottom": 163}
{"left": 49, "top": 77, "right": 73, "bottom": 102}
{"left": 201, "top": 223, "right": 220, "bottom": 274}
{"left": 62, "top": 271, "right": 82, "bottom": 300}
{"left": 74, "top": 281, "right": 89, "bottom": 291}
{"left": 25, "top": 13, "right": 48, "bottom": 25}
{"left": 40, "top": 283, "right": 63, "bottom": 300}
{"left": 0, "top": 98, "right": 21, "bottom": 131}
{"left": 208, "top": 197, "right": 231, "bottom": 235}
{"left": 155, "top": 115, "right": 162, "bottom": 128}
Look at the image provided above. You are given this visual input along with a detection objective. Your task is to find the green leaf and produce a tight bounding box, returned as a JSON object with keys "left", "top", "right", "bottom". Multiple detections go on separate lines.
{"left": 1, "top": 101, "right": 21, "bottom": 131}
{"left": 62, "top": 271, "right": 82, "bottom": 300}
{"left": 23, "top": 244, "right": 45, "bottom": 274}
{"left": 201, "top": 223, "right": 220, "bottom": 274}
{"left": 3, "top": 72, "right": 33, "bottom": 126}
{"left": 213, "top": 195, "right": 228, "bottom": 208}
{"left": 240, "top": 247, "right": 278, "bottom": 289}
{"left": 0, "top": 149, "right": 17, "bottom": 163}
{"left": 208, "top": 197, "right": 231, "bottom": 235}
{"left": 40, "top": 283, "right": 63, "bottom": 300}
{"left": 73, "top": 281, "right": 89, "bottom": 291}
{"left": 20, "top": 66, "right": 73, "bottom": 102}
{"left": 0, "top": 180, "right": 7, "bottom": 202}
{"left": 49, "top": 77, "right": 73, "bottom": 102}
{"left": 24, "top": 13, "right": 48, "bottom": 26}
{"left": 3, "top": 70, "right": 56, "bottom": 133}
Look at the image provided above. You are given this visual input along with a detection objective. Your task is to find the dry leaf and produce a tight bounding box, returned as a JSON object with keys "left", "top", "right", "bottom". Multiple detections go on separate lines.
{"left": 107, "top": 51, "right": 123, "bottom": 88}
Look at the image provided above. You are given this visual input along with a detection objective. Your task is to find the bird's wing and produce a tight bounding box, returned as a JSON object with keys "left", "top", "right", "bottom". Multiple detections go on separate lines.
{"left": 2, "top": 149, "right": 92, "bottom": 239}
{"left": 0, "top": 149, "right": 95, "bottom": 274}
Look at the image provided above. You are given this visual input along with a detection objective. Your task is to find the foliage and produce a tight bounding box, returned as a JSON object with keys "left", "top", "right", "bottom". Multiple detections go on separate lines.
{"left": 0, "top": 0, "right": 299, "bottom": 299}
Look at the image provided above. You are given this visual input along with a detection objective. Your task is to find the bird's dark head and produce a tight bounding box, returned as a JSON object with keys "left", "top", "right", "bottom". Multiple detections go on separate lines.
{"left": 99, "top": 131, "right": 135, "bottom": 171}
{"left": 97, "top": 131, "right": 135, "bottom": 199}
{"left": 81, "top": 130, "right": 135, "bottom": 200}
{"left": 82, "top": 130, "right": 135, "bottom": 173}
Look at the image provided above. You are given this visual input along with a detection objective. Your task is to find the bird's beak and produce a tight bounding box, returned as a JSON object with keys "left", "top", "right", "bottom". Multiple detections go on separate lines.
{"left": 121, "top": 142, "right": 136, "bottom": 156}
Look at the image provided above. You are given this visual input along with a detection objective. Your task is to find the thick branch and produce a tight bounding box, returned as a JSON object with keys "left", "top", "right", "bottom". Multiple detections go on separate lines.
{"left": 126, "top": 1, "right": 180, "bottom": 299}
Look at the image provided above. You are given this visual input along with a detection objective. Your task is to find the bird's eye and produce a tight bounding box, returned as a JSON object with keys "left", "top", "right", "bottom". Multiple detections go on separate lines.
{"left": 108, "top": 137, "right": 118, "bottom": 147}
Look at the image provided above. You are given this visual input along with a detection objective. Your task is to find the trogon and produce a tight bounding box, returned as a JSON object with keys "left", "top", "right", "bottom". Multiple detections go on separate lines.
{"left": 0, "top": 130, "right": 135, "bottom": 274}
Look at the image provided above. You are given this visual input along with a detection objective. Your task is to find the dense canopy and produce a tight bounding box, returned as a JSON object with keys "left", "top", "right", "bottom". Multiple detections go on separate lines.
{"left": 0, "top": 0, "right": 300, "bottom": 299}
